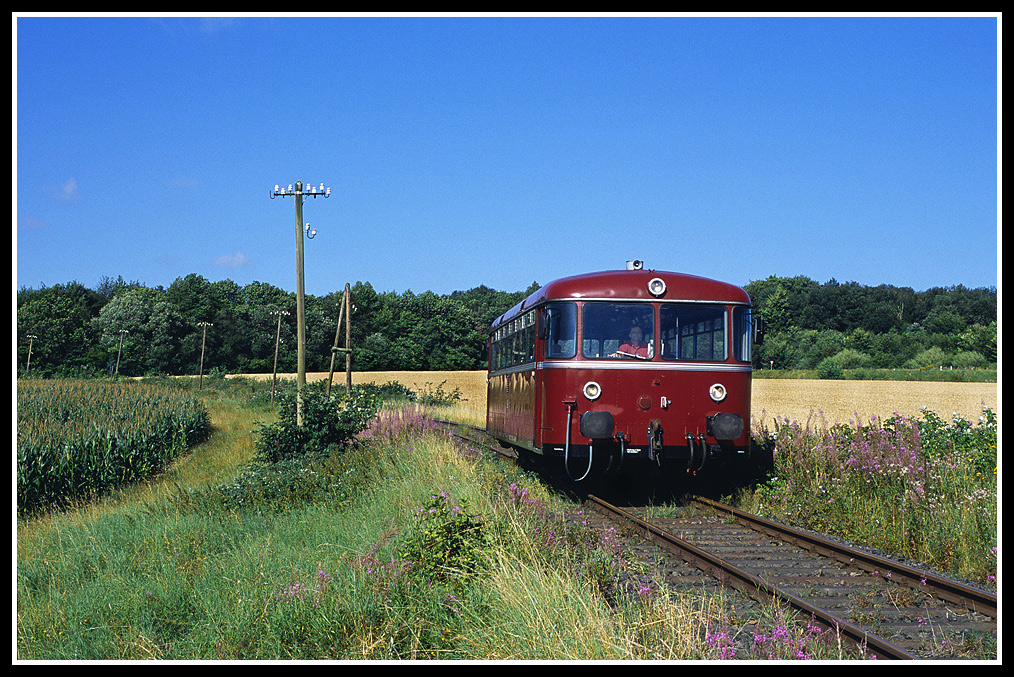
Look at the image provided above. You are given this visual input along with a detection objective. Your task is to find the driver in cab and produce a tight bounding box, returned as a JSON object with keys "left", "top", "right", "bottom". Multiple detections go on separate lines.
{"left": 611, "top": 325, "right": 652, "bottom": 359}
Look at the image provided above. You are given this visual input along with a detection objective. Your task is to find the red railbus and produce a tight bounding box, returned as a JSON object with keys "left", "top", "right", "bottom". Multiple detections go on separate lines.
{"left": 486, "top": 263, "right": 762, "bottom": 480}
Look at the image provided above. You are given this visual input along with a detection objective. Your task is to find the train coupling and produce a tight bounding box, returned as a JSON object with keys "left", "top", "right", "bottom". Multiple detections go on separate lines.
{"left": 648, "top": 419, "right": 663, "bottom": 462}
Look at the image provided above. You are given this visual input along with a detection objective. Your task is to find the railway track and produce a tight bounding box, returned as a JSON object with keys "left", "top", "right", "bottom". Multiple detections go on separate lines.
{"left": 437, "top": 419, "right": 998, "bottom": 660}
{"left": 584, "top": 494, "right": 996, "bottom": 660}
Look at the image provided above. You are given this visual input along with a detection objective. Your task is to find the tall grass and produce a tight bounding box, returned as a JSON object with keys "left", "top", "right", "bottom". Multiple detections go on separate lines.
{"left": 17, "top": 394, "right": 870, "bottom": 660}
{"left": 744, "top": 406, "right": 998, "bottom": 585}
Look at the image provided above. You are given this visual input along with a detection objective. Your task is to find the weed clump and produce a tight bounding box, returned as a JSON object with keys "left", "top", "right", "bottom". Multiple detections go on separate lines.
{"left": 401, "top": 491, "right": 491, "bottom": 590}
{"left": 254, "top": 382, "right": 380, "bottom": 464}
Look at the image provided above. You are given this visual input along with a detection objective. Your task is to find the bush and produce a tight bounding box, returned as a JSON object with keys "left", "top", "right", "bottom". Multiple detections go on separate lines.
{"left": 815, "top": 357, "right": 844, "bottom": 380}
{"left": 831, "top": 348, "right": 871, "bottom": 370}
{"left": 752, "top": 407, "right": 997, "bottom": 584}
{"left": 357, "top": 380, "right": 418, "bottom": 403}
{"left": 951, "top": 351, "right": 987, "bottom": 369}
{"left": 401, "top": 491, "right": 490, "bottom": 590}
{"left": 213, "top": 455, "right": 334, "bottom": 513}
{"left": 905, "top": 346, "right": 950, "bottom": 369}
{"left": 255, "top": 383, "right": 380, "bottom": 464}
{"left": 416, "top": 380, "right": 464, "bottom": 406}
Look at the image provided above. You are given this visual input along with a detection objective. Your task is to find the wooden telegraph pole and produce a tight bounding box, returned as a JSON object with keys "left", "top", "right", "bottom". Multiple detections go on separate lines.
{"left": 345, "top": 283, "right": 353, "bottom": 392}
{"left": 25, "top": 334, "right": 38, "bottom": 372}
{"left": 327, "top": 283, "right": 353, "bottom": 398}
{"left": 271, "top": 181, "right": 330, "bottom": 425}
{"left": 115, "top": 329, "right": 129, "bottom": 375}
{"left": 197, "top": 322, "right": 213, "bottom": 389}
{"left": 270, "top": 309, "right": 289, "bottom": 405}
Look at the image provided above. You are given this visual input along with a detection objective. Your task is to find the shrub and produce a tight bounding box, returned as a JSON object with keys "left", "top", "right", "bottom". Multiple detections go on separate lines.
{"left": 255, "top": 383, "right": 380, "bottom": 464}
{"left": 905, "top": 346, "right": 950, "bottom": 369}
{"left": 950, "top": 351, "right": 987, "bottom": 369}
{"left": 416, "top": 380, "right": 464, "bottom": 407}
{"left": 831, "top": 348, "right": 871, "bottom": 370}
{"left": 815, "top": 357, "right": 844, "bottom": 380}
{"left": 401, "top": 491, "right": 490, "bottom": 589}
{"left": 752, "top": 407, "right": 997, "bottom": 583}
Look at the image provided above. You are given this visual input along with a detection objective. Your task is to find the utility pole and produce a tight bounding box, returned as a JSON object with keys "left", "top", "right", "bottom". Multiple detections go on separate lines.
{"left": 197, "top": 322, "right": 213, "bottom": 389}
{"left": 345, "top": 284, "right": 353, "bottom": 392}
{"left": 271, "top": 181, "right": 330, "bottom": 425}
{"left": 326, "top": 284, "right": 353, "bottom": 398}
{"left": 25, "top": 334, "right": 38, "bottom": 373}
{"left": 115, "top": 329, "right": 129, "bottom": 376}
{"left": 326, "top": 290, "right": 345, "bottom": 399}
{"left": 270, "top": 309, "right": 290, "bottom": 405}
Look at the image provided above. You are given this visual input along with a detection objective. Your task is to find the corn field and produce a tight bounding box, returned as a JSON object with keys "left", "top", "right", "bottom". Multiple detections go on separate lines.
{"left": 16, "top": 380, "right": 212, "bottom": 516}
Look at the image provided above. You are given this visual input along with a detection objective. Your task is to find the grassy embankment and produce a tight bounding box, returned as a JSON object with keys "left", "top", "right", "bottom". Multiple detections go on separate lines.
{"left": 17, "top": 374, "right": 997, "bottom": 659}
{"left": 18, "top": 377, "right": 877, "bottom": 661}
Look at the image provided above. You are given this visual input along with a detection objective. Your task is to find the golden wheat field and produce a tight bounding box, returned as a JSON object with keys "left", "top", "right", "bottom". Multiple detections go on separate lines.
{"left": 235, "top": 371, "right": 998, "bottom": 428}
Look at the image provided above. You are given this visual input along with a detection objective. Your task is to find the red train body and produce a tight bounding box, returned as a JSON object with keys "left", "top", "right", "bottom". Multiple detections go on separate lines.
{"left": 486, "top": 264, "right": 761, "bottom": 478}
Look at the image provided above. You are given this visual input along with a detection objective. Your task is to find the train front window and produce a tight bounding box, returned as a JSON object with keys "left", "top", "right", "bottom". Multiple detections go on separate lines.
{"left": 733, "top": 306, "right": 753, "bottom": 363}
{"left": 581, "top": 302, "right": 655, "bottom": 359}
{"left": 660, "top": 304, "right": 727, "bottom": 361}
{"left": 542, "top": 302, "right": 576, "bottom": 358}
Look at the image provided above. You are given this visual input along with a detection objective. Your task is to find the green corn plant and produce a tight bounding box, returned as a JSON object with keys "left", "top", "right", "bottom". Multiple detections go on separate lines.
{"left": 17, "top": 380, "right": 211, "bottom": 516}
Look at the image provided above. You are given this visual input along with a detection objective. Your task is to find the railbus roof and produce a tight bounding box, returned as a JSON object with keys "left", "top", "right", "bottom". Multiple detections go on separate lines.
{"left": 491, "top": 269, "right": 752, "bottom": 328}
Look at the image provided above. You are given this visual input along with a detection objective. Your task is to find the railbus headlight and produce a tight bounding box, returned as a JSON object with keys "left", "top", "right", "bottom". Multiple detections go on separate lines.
{"left": 583, "top": 381, "right": 602, "bottom": 400}
{"left": 647, "top": 277, "right": 667, "bottom": 297}
{"left": 709, "top": 383, "right": 727, "bottom": 402}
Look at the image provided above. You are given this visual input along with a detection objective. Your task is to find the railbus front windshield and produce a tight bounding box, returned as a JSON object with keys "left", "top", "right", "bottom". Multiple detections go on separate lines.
{"left": 660, "top": 304, "right": 727, "bottom": 361}
{"left": 535, "top": 301, "right": 753, "bottom": 364}
{"left": 581, "top": 302, "right": 655, "bottom": 359}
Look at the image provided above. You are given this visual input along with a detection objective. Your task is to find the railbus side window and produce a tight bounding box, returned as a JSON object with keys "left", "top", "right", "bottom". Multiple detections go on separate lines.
{"left": 542, "top": 302, "right": 576, "bottom": 358}
{"left": 492, "top": 313, "right": 539, "bottom": 368}
{"left": 491, "top": 327, "right": 500, "bottom": 370}
{"left": 496, "top": 327, "right": 502, "bottom": 370}
{"left": 510, "top": 320, "right": 521, "bottom": 365}
{"left": 525, "top": 311, "right": 536, "bottom": 362}
{"left": 496, "top": 326, "right": 507, "bottom": 370}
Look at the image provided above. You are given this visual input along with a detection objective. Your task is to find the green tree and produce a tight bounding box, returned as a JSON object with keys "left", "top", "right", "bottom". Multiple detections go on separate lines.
{"left": 143, "top": 300, "right": 191, "bottom": 375}
{"left": 951, "top": 351, "right": 987, "bottom": 369}
{"left": 804, "top": 330, "right": 846, "bottom": 369}
{"left": 958, "top": 322, "right": 997, "bottom": 363}
{"left": 762, "top": 283, "right": 791, "bottom": 334}
{"left": 17, "top": 282, "right": 108, "bottom": 376}
{"left": 91, "top": 289, "right": 158, "bottom": 375}
{"left": 924, "top": 308, "right": 966, "bottom": 336}
{"left": 906, "top": 346, "right": 951, "bottom": 369}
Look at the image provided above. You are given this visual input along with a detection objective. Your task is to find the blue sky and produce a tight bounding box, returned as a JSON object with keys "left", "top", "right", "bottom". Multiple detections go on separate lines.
{"left": 15, "top": 14, "right": 999, "bottom": 298}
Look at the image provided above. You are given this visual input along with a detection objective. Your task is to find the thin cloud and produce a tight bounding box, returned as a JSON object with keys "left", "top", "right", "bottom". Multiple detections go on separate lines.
{"left": 199, "top": 17, "right": 238, "bottom": 34}
{"left": 46, "top": 178, "right": 81, "bottom": 202}
{"left": 18, "top": 216, "right": 49, "bottom": 231}
{"left": 214, "top": 251, "right": 251, "bottom": 268}
{"left": 167, "top": 177, "right": 200, "bottom": 190}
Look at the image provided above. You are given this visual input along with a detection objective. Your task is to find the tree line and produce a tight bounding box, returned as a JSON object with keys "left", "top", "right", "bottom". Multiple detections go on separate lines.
{"left": 16, "top": 273, "right": 996, "bottom": 378}
{"left": 15, "top": 274, "right": 538, "bottom": 378}
{"left": 744, "top": 275, "right": 997, "bottom": 373}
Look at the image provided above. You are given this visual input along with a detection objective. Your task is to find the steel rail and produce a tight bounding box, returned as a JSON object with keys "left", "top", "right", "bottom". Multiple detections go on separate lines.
{"left": 437, "top": 419, "right": 995, "bottom": 658}
{"left": 585, "top": 493, "right": 920, "bottom": 661}
{"left": 690, "top": 495, "right": 997, "bottom": 618}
